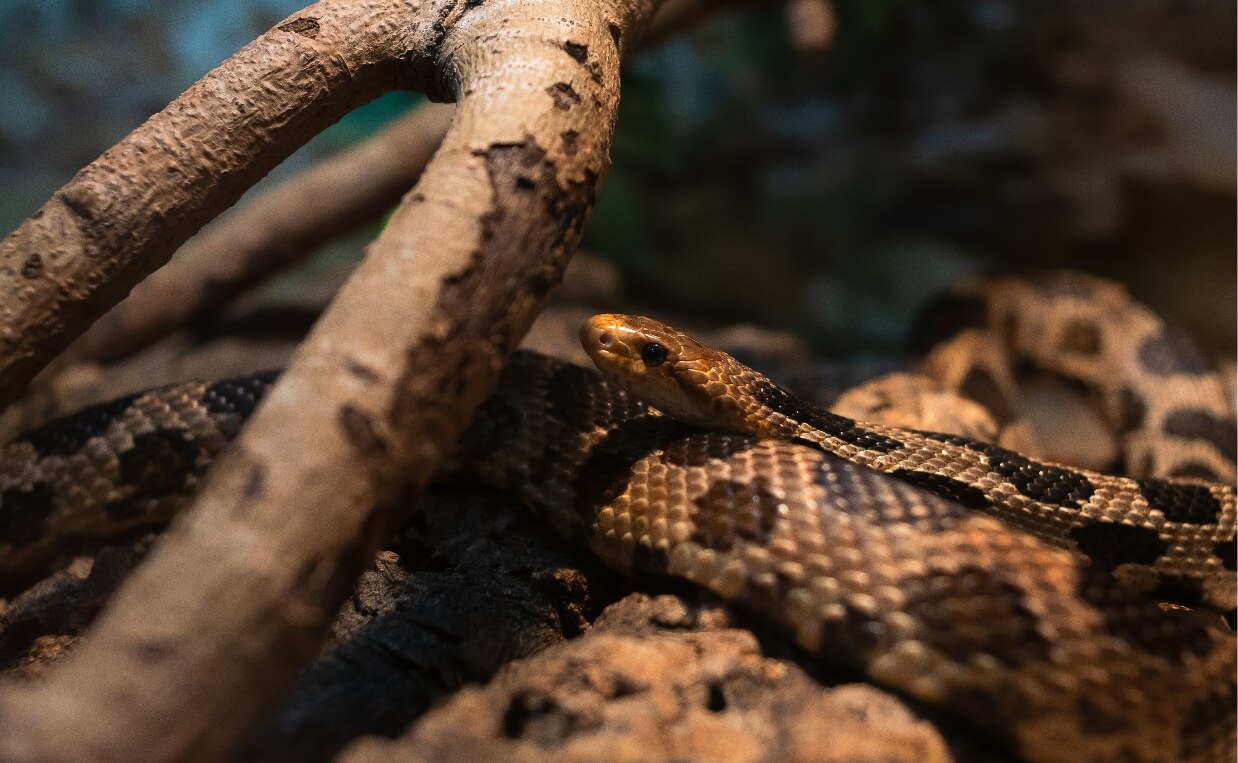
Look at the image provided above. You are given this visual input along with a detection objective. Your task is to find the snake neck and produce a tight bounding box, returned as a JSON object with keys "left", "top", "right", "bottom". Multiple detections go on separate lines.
{"left": 730, "top": 370, "right": 872, "bottom": 444}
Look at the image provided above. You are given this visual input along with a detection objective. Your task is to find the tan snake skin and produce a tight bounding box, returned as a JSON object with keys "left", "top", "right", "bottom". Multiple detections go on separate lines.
{"left": 0, "top": 276, "right": 1234, "bottom": 761}
{"left": 463, "top": 350, "right": 1236, "bottom": 763}
{"left": 581, "top": 311, "right": 1236, "bottom": 615}
{"left": 913, "top": 272, "right": 1236, "bottom": 485}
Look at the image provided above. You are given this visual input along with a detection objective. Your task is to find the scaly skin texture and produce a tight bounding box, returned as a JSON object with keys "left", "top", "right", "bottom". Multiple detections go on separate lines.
{"left": 1, "top": 352, "right": 1234, "bottom": 762}
{"left": 581, "top": 314, "right": 1237, "bottom": 613}
{"left": 913, "top": 272, "right": 1237, "bottom": 484}
{"left": 464, "top": 352, "right": 1237, "bottom": 763}
{"left": 2, "top": 280, "right": 1236, "bottom": 761}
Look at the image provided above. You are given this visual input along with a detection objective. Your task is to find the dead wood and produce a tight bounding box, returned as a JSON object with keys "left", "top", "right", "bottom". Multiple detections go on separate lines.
{"left": 0, "top": 487, "right": 625, "bottom": 763}
{"left": 62, "top": 102, "right": 455, "bottom": 367}
{"left": 235, "top": 488, "right": 621, "bottom": 762}
{"left": 338, "top": 593, "right": 958, "bottom": 763}
{"left": 53, "top": 0, "right": 738, "bottom": 374}
{"left": 0, "top": 0, "right": 436, "bottom": 410}
{"left": 0, "top": 0, "right": 659, "bottom": 759}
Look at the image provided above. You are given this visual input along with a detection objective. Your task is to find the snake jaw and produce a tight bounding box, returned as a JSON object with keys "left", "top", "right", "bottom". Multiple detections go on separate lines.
{"left": 580, "top": 313, "right": 679, "bottom": 408}
{"left": 581, "top": 314, "right": 759, "bottom": 433}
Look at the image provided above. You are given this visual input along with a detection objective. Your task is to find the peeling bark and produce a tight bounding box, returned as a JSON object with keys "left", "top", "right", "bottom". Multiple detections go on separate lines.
{"left": 39, "top": 0, "right": 730, "bottom": 375}
{"left": 0, "top": 0, "right": 435, "bottom": 410}
{"left": 0, "top": 0, "right": 659, "bottom": 760}
{"left": 62, "top": 102, "right": 455, "bottom": 367}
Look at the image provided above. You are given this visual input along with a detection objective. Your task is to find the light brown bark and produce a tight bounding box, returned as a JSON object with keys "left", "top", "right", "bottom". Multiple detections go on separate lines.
{"left": 0, "top": 0, "right": 656, "bottom": 761}
{"left": 0, "top": 0, "right": 436, "bottom": 410}
{"left": 64, "top": 102, "right": 455, "bottom": 366}
{"left": 49, "top": 0, "right": 718, "bottom": 373}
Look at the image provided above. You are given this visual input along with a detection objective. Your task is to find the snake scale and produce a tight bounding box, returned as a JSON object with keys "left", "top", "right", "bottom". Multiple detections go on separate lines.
{"left": 0, "top": 274, "right": 1234, "bottom": 762}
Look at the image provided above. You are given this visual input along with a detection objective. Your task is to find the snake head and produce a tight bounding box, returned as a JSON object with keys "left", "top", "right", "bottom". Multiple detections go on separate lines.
{"left": 580, "top": 313, "right": 751, "bottom": 432}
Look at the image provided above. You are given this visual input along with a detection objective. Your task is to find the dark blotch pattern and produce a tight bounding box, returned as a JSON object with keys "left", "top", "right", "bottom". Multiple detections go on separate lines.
{"left": 548, "top": 362, "right": 644, "bottom": 433}
{"left": 571, "top": 416, "right": 690, "bottom": 540}
{"left": 889, "top": 469, "right": 990, "bottom": 509}
{"left": 1057, "top": 320, "right": 1101, "bottom": 356}
{"left": 752, "top": 380, "right": 905, "bottom": 454}
{"left": 963, "top": 440, "right": 1095, "bottom": 508}
{"left": 116, "top": 430, "right": 202, "bottom": 502}
{"left": 813, "top": 458, "right": 966, "bottom": 533}
{"left": 913, "top": 431, "right": 1098, "bottom": 510}
{"left": 1070, "top": 522, "right": 1167, "bottom": 571}
{"left": 1180, "top": 679, "right": 1237, "bottom": 761}
{"left": 1163, "top": 408, "right": 1237, "bottom": 462}
{"left": 1138, "top": 324, "right": 1213, "bottom": 376}
{"left": 17, "top": 392, "right": 142, "bottom": 457}
{"left": 1137, "top": 478, "right": 1221, "bottom": 525}
{"left": 1150, "top": 574, "right": 1205, "bottom": 608}
{"left": 1214, "top": 537, "right": 1236, "bottom": 571}
{"left": 958, "top": 367, "right": 1014, "bottom": 423}
{"left": 203, "top": 370, "right": 279, "bottom": 418}
{"left": 901, "top": 565, "right": 1050, "bottom": 666}
{"left": 1076, "top": 567, "right": 1212, "bottom": 661}
{"left": 0, "top": 482, "right": 54, "bottom": 547}
{"left": 914, "top": 430, "right": 974, "bottom": 447}
{"left": 1118, "top": 388, "right": 1146, "bottom": 433}
{"left": 660, "top": 435, "right": 758, "bottom": 468}
{"left": 690, "top": 478, "right": 783, "bottom": 553}
{"left": 457, "top": 396, "right": 524, "bottom": 463}
{"left": 1168, "top": 462, "right": 1226, "bottom": 481}
{"left": 907, "top": 293, "right": 989, "bottom": 355}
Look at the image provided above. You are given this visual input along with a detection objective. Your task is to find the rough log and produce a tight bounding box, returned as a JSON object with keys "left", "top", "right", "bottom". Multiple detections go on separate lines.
{"left": 0, "top": 0, "right": 657, "bottom": 759}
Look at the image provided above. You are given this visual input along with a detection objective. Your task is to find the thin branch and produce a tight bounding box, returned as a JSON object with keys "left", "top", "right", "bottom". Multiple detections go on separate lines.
{"left": 0, "top": 0, "right": 433, "bottom": 410}
{"left": 62, "top": 102, "right": 455, "bottom": 367}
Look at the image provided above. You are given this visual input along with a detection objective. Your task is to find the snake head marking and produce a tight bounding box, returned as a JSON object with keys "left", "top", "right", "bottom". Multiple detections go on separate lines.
{"left": 581, "top": 314, "right": 754, "bottom": 433}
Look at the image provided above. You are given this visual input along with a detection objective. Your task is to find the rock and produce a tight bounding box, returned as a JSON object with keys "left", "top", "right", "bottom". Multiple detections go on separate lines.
{"left": 339, "top": 594, "right": 954, "bottom": 763}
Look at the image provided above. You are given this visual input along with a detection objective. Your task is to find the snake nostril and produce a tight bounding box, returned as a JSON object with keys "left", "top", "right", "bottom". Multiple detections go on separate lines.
{"left": 597, "top": 331, "right": 612, "bottom": 346}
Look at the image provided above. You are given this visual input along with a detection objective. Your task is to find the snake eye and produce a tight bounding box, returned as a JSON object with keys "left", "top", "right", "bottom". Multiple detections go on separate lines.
{"left": 640, "top": 342, "right": 668, "bottom": 367}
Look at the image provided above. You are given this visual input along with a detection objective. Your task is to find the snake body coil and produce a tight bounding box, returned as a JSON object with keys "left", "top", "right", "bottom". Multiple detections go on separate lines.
{"left": 0, "top": 275, "right": 1234, "bottom": 762}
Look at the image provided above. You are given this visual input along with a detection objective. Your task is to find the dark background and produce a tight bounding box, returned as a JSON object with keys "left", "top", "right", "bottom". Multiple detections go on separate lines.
{"left": 1, "top": 0, "right": 1233, "bottom": 357}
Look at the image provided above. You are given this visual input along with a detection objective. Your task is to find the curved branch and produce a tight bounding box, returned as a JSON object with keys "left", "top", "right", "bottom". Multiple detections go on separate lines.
{"left": 47, "top": 0, "right": 758, "bottom": 374}
{"left": 0, "top": 0, "right": 436, "bottom": 409}
{"left": 0, "top": 0, "right": 657, "bottom": 760}
{"left": 63, "top": 102, "right": 455, "bottom": 367}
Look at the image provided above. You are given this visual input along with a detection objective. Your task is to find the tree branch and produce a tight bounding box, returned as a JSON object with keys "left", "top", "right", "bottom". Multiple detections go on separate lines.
{"left": 62, "top": 102, "right": 455, "bottom": 367}
{"left": 47, "top": 0, "right": 757, "bottom": 374}
{"left": 0, "top": 0, "right": 658, "bottom": 760}
{"left": 0, "top": 0, "right": 435, "bottom": 410}
{"left": 55, "top": 0, "right": 739, "bottom": 372}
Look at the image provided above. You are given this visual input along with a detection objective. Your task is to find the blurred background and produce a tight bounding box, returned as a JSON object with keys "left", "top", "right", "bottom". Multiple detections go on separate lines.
{"left": 0, "top": 0, "right": 1233, "bottom": 358}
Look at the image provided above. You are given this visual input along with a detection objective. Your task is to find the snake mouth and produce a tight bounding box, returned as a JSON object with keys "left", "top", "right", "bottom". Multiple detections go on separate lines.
{"left": 579, "top": 314, "right": 633, "bottom": 377}
{"left": 579, "top": 317, "right": 611, "bottom": 354}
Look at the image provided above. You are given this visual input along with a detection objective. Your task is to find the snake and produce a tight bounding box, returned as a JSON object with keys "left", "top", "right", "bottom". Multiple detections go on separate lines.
{"left": 0, "top": 274, "right": 1234, "bottom": 762}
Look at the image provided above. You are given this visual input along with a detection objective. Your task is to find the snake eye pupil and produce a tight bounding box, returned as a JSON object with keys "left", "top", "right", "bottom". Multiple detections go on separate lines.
{"left": 640, "top": 343, "right": 668, "bottom": 367}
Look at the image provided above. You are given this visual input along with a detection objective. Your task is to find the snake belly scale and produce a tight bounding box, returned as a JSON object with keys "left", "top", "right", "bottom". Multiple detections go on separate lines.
{"left": 0, "top": 306, "right": 1234, "bottom": 761}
